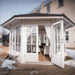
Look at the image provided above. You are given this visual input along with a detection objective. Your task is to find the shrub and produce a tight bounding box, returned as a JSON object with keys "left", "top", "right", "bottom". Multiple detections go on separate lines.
{"left": 0, "top": 40, "right": 2, "bottom": 43}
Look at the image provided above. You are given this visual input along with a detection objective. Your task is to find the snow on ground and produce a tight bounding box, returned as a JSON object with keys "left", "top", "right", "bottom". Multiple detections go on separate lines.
{"left": 0, "top": 49, "right": 2, "bottom": 51}
{"left": 65, "top": 60, "right": 75, "bottom": 68}
{"left": 65, "top": 49, "right": 75, "bottom": 68}
{"left": 66, "top": 49, "right": 75, "bottom": 60}
{"left": 0, "top": 58, "right": 4, "bottom": 62}
{"left": 0, "top": 59, "right": 17, "bottom": 69}
{"left": 30, "top": 70, "right": 39, "bottom": 75}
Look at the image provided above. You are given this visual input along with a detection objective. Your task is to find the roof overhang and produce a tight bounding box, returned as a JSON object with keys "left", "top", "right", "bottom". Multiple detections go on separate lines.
{"left": 1, "top": 13, "right": 75, "bottom": 29}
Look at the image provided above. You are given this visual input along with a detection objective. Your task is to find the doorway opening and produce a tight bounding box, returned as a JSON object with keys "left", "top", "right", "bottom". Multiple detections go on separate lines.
{"left": 38, "top": 25, "right": 51, "bottom": 62}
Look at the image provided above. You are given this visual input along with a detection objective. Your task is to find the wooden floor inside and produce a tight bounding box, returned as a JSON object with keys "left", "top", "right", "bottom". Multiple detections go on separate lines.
{"left": 39, "top": 52, "right": 51, "bottom": 61}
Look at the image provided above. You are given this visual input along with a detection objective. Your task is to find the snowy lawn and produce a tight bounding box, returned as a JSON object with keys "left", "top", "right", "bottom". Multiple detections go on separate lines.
{"left": 66, "top": 49, "right": 75, "bottom": 60}
{"left": 65, "top": 49, "right": 75, "bottom": 68}
{"left": 65, "top": 60, "right": 75, "bottom": 68}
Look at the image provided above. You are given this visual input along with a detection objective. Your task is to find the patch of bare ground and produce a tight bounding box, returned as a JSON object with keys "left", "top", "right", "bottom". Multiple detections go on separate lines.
{"left": 66, "top": 47, "right": 75, "bottom": 50}
{"left": 4, "top": 64, "right": 75, "bottom": 75}
{"left": 0, "top": 45, "right": 9, "bottom": 66}
{"left": 0, "top": 45, "right": 9, "bottom": 55}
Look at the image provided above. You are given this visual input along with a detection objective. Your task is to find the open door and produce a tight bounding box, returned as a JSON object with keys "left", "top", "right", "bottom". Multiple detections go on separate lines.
{"left": 51, "top": 20, "right": 64, "bottom": 68}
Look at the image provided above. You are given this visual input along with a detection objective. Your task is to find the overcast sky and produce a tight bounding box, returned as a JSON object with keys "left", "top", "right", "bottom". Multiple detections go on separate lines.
{"left": 0, "top": 0, "right": 45, "bottom": 25}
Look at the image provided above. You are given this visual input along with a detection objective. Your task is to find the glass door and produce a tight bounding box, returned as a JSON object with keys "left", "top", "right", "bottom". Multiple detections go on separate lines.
{"left": 25, "top": 25, "right": 38, "bottom": 62}
{"left": 51, "top": 20, "right": 64, "bottom": 68}
{"left": 27, "top": 26, "right": 37, "bottom": 53}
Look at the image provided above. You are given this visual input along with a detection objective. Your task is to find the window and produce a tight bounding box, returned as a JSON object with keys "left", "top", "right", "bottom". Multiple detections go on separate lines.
{"left": 39, "top": 34, "right": 41, "bottom": 45}
{"left": 47, "top": 4, "right": 50, "bottom": 13}
{"left": 16, "top": 27, "right": 21, "bottom": 52}
{"left": 58, "top": 0, "right": 63, "bottom": 7}
{"left": 12, "top": 29, "right": 16, "bottom": 51}
{"left": 54, "top": 25, "right": 61, "bottom": 54}
{"left": 44, "top": 34, "right": 49, "bottom": 44}
{"left": 27, "top": 26, "right": 37, "bottom": 53}
{"left": 65, "top": 31, "right": 69, "bottom": 41}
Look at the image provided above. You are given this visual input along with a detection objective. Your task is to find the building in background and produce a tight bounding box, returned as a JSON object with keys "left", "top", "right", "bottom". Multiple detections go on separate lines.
{"left": 65, "top": 26, "right": 75, "bottom": 49}
{"left": 2, "top": 34, "right": 9, "bottom": 46}
{"left": 0, "top": 26, "right": 9, "bottom": 46}
{"left": 30, "top": 0, "right": 75, "bottom": 48}
{"left": 0, "top": 34, "right": 9, "bottom": 46}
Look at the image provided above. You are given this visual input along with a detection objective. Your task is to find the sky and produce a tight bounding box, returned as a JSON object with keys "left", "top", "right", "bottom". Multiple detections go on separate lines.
{"left": 0, "top": 0, "right": 45, "bottom": 25}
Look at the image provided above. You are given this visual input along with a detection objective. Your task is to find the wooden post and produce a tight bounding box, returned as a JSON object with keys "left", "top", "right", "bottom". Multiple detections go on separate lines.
{"left": 20, "top": 26, "right": 26, "bottom": 63}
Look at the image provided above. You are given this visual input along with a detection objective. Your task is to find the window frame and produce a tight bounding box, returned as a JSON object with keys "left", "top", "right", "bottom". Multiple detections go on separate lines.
{"left": 65, "top": 31, "right": 69, "bottom": 42}
{"left": 16, "top": 27, "right": 21, "bottom": 52}
{"left": 58, "top": 0, "right": 64, "bottom": 7}
{"left": 47, "top": 4, "right": 50, "bottom": 13}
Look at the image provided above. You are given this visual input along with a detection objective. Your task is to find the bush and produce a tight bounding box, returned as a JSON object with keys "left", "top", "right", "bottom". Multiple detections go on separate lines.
{"left": 0, "top": 40, "right": 2, "bottom": 43}
{"left": 65, "top": 56, "right": 73, "bottom": 60}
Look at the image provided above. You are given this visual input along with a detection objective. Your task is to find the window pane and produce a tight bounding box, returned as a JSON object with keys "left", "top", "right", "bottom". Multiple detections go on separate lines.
{"left": 27, "top": 45, "right": 31, "bottom": 53}
{"left": 39, "top": 34, "right": 41, "bottom": 45}
{"left": 16, "top": 34, "right": 21, "bottom": 44}
{"left": 10, "top": 31, "right": 12, "bottom": 50}
{"left": 16, "top": 35, "right": 18, "bottom": 43}
{"left": 66, "top": 37, "right": 69, "bottom": 41}
{"left": 65, "top": 31, "right": 69, "bottom": 41}
{"left": 66, "top": 36, "right": 69, "bottom": 41}
{"left": 27, "top": 26, "right": 31, "bottom": 53}
{"left": 44, "top": 34, "right": 49, "bottom": 44}
{"left": 66, "top": 35, "right": 68, "bottom": 37}
{"left": 65, "top": 31, "right": 68, "bottom": 34}
{"left": 27, "top": 34, "right": 31, "bottom": 53}
{"left": 12, "top": 29, "right": 16, "bottom": 51}
{"left": 32, "top": 33, "right": 36, "bottom": 53}
{"left": 32, "top": 33, "right": 36, "bottom": 44}
{"left": 47, "top": 4, "right": 50, "bottom": 12}
{"left": 54, "top": 25, "right": 60, "bottom": 54}
{"left": 58, "top": 0, "right": 63, "bottom": 7}
{"left": 16, "top": 44, "right": 20, "bottom": 51}
{"left": 16, "top": 27, "right": 21, "bottom": 52}
{"left": 32, "top": 46, "right": 36, "bottom": 53}
{"left": 16, "top": 27, "right": 20, "bottom": 34}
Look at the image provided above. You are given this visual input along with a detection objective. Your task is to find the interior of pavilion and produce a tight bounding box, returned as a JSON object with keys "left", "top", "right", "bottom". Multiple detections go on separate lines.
{"left": 27, "top": 25, "right": 51, "bottom": 61}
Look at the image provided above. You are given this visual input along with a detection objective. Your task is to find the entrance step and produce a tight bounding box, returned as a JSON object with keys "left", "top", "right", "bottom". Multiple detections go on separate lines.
{"left": 25, "top": 62, "right": 53, "bottom": 65}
